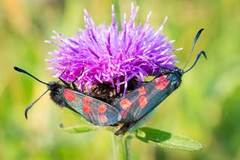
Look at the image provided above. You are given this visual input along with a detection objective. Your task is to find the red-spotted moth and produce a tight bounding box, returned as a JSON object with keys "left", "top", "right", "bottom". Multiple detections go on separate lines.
{"left": 14, "top": 29, "right": 206, "bottom": 135}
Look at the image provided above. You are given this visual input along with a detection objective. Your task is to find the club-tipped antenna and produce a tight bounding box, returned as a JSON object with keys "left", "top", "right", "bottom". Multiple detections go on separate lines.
{"left": 14, "top": 66, "right": 49, "bottom": 86}
{"left": 24, "top": 89, "right": 49, "bottom": 119}
{"left": 182, "top": 28, "right": 204, "bottom": 69}
{"left": 183, "top": 51, "right": 207, "bottom": 74}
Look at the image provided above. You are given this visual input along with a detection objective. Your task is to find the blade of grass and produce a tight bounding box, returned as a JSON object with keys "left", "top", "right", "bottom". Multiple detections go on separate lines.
{"left": 62, "top": 125, "right": 97, "bottom": 133}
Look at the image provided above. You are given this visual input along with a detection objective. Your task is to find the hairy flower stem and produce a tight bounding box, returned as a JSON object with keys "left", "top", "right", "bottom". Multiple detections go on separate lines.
{"left": 113, "top": 135, "right": 130, "bottom": 160}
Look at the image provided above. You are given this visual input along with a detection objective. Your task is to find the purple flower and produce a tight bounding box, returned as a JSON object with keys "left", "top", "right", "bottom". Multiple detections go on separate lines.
{"left": 46, "top": 4, "right": 177, "bottom": 97}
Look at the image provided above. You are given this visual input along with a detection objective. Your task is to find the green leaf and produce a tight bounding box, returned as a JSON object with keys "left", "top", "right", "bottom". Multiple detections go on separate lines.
{"left": 62, "top": 125, "right": 97, "bottom": 134}
{"left": 135, "top": 127, "right": 203, "bottom": 151}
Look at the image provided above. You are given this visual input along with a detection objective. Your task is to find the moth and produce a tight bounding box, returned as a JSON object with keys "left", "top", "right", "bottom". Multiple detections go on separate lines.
{"left": 14, "top": 29, "right": 206, "bottom": 135}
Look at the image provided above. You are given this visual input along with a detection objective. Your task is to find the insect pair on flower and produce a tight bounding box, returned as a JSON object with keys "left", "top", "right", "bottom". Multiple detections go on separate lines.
{"left": 14, "top": 5, "right": 206, "bottom": 135}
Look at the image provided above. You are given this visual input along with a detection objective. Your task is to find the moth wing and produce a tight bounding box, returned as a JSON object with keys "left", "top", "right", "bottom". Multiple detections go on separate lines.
{"left": 63, "top": 89, "right": 121, "bottom": 126}
{"left": 113, "top": 75, "right": 172, "bottom": 123}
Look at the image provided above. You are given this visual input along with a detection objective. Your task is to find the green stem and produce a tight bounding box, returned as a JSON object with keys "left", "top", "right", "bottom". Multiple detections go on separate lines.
{"left": 112, "top": 0, "right": 121, "bottom": 30}
{"left": 110, "top": 2, "right": 127, "bottom": 158}
{"left": 112, "top": 135, "right": 130, "bottom": 160}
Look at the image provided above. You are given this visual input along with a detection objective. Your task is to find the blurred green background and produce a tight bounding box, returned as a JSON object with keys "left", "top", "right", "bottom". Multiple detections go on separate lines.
{"left": 1, "top": 0, "right": 240, "bottom": 159}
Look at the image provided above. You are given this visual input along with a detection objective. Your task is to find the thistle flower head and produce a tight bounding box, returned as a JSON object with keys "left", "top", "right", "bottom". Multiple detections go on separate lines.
{"left": 47, "top": 4, "right": 177, "bottom": 98}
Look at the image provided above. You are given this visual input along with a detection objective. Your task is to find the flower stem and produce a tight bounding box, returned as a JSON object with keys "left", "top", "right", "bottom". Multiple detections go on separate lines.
{"left": 112, "top": 134, "right": 130, "bottom": 160}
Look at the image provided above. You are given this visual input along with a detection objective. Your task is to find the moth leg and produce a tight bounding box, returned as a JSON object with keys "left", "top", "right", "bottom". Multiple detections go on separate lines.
{"left": 71, "top": 75, "right": 80, "bottom": 91}
{"left": 58, "top": 69, "right": 72, "bottom": 87}
{"left": 72, "top": 82, "right": 79, "bottom": 91}
{"left": 110, "top": 123, "right": 119, "bottom": 127}
{"left": 114, "top": 122, "right": 136, "bottom": 135}
{"left": 59, "top": 77, "right": 71, "bottom": 87}
{"left": 114, "top": 114, "right": 148, "bottom": 135}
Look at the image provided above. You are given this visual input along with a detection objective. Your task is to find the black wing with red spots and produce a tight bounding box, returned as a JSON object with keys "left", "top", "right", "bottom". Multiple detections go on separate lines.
{"left": 62, "top": 89, "right": 121, "bottom": 126}
{"left": 113, "top": 73, "right": 181, "bottom": 123}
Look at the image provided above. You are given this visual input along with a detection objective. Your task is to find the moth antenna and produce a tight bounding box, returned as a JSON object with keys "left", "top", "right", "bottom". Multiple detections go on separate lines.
{"left": 14, "top": 66, "right": 49, "bottom": 86}
{"left": 182, "top": 28, "right": 204, "bottom": 69}
{"left": 183, "top": 51, "right": 207, "bottom": 74}
{"left": 24, "top": 89, "right": 49, "bottom": 119}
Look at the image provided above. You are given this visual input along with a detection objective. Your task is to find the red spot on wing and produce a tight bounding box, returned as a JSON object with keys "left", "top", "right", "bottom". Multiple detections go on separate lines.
{"left": 138, "top": 86, "right": 147, "bottom": 95}
{"left": 63, "top": 89, "right": 75, "bottom": 102}
{"left": 155, "top": 76, "right": 169, "bottom": 90}
{"left": 83, "top": 105, "right": 91, "bottom": 113}
{"left": 82, "top": 96, "right": 91, "bottom": 113}
{"left": 98, "top": 104, "right": 107, "bottom": 114}
{"left": 119, "top": 98, "right": 132, "bottom": 110}
{"left": 138, "top": 96, "right": 148, "bottom": 108}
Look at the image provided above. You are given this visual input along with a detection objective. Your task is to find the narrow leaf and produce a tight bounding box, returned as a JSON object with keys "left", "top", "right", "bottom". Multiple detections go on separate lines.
{"left": 62, "top": 125, "right": 97, "bottom": 134}
{"left": 135, "top": 127, "right": 203, "bottom": 151}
